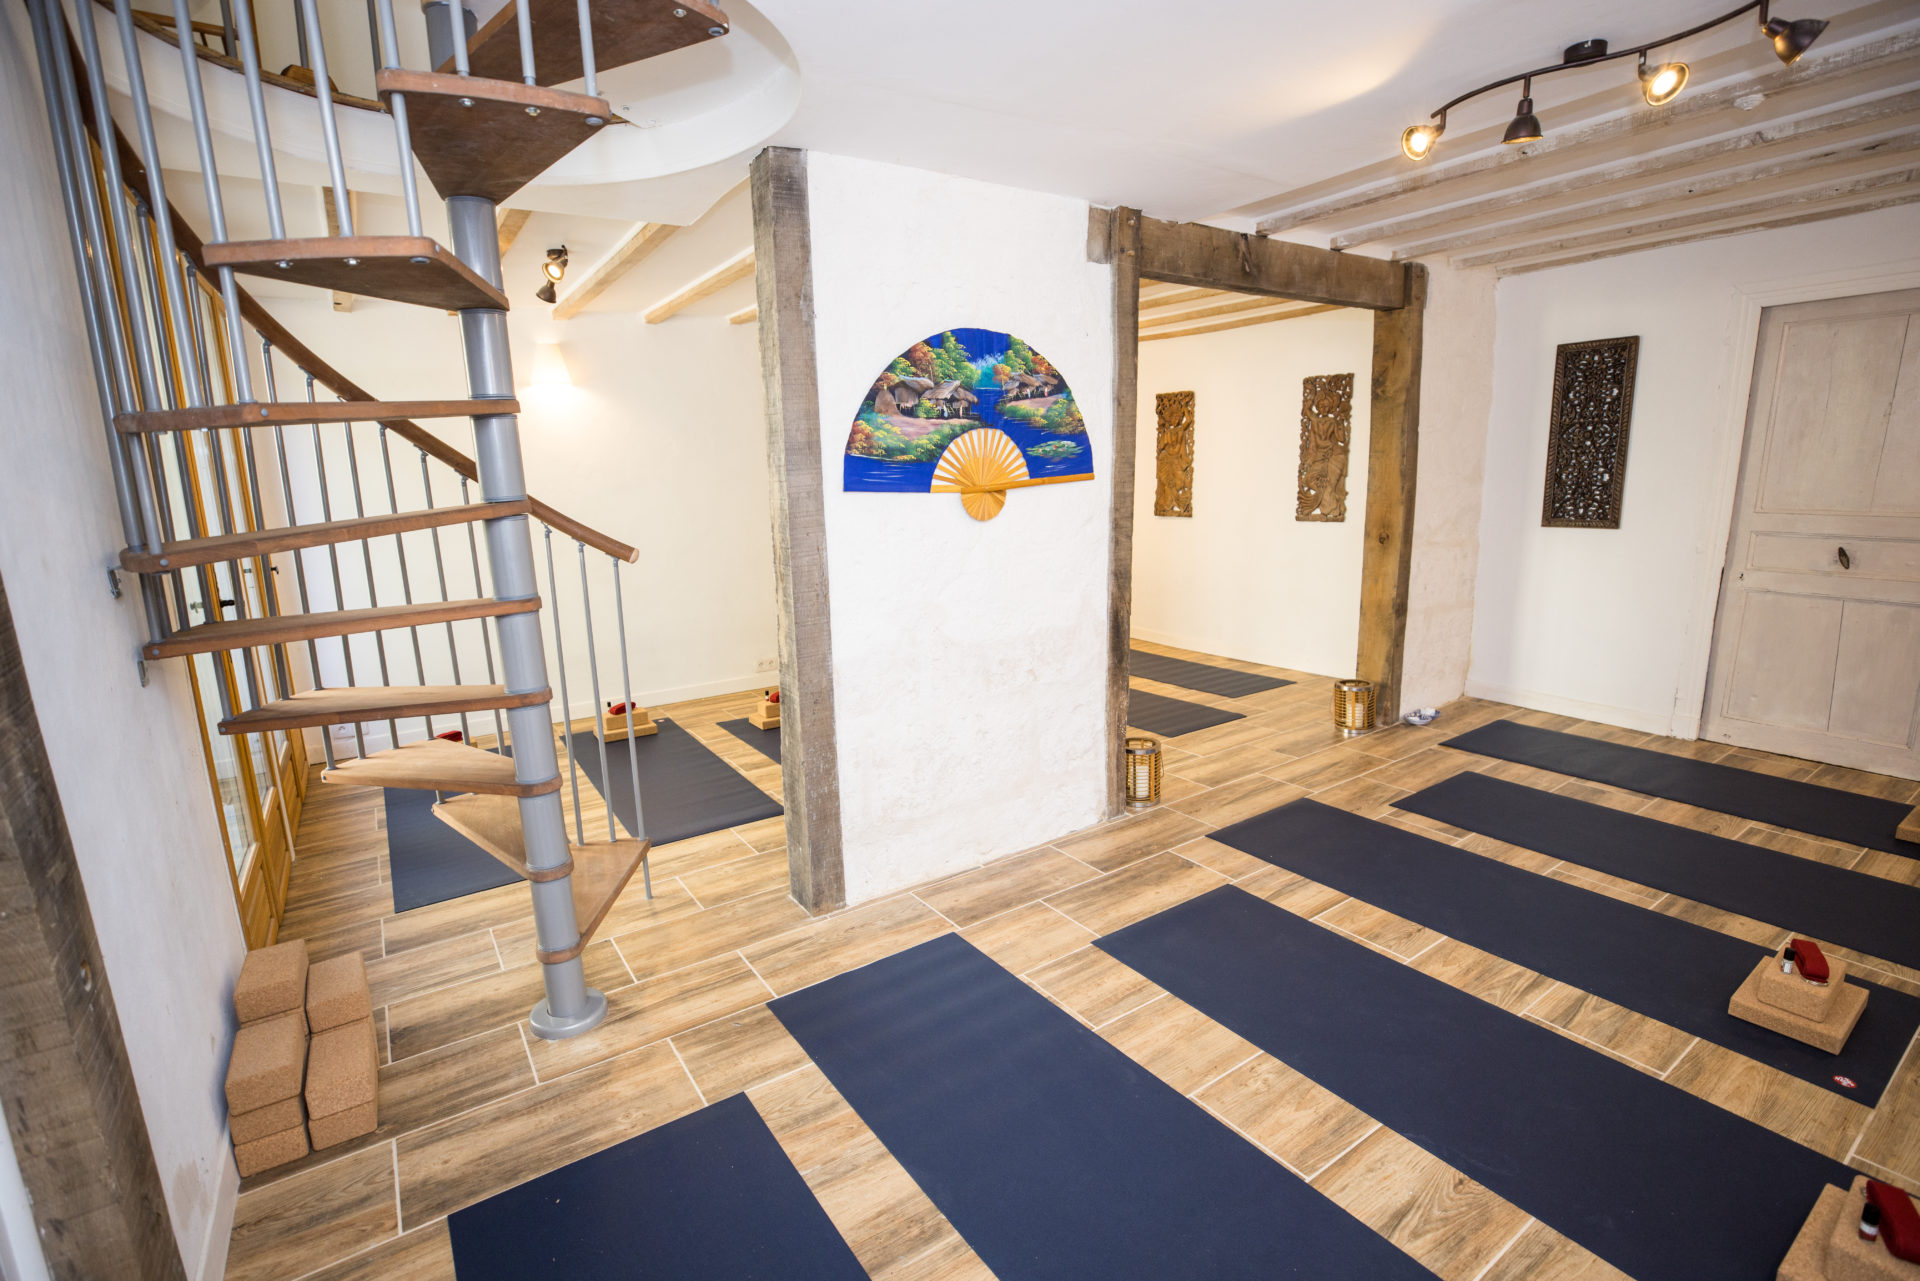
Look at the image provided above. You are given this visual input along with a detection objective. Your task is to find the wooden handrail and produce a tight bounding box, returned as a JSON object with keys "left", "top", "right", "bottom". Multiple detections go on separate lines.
{"left": 69, "top": 25, "right": 640, "bottom": 564}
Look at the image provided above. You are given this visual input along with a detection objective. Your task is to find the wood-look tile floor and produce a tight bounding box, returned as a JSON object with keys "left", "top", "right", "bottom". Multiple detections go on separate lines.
{"left": 229, "top": 649, "right": 1920, "bottom": 1281}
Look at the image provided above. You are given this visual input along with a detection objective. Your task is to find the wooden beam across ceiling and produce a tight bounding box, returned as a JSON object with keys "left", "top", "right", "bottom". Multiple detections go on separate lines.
{"left": 728, "top": 304, "right": 758, "bottom": 325}
{"left": 1140, "top": 292, "right": 1318, "bottom": 328}
{"left": 1138, "top": 285, "right": 1227, "bottom": 311}
{"left": 1132, "top": 214, "right": 1407, "bottom": 309}
{"left": 496, "top": 207, "right": 531, "bottom": 259}
{"left": 551, "top": 221, "right": 680, "bottom": 320}
{"left": 644, "top": 246, "right": 755, "bottom": 323}
{"left": 1139, "top": 302, "right": 1341, "bottom": 342}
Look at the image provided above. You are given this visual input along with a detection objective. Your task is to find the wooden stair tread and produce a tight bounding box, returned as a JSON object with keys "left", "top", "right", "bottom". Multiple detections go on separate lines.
{"left": 321, "top": 738, "right": 560, "bottom": 797}
{"left": 433, "top": 793, "right": 649, "bottom": 961}
{"left": 115, "top": 398, "right": 516, "bottom": 435}
{"left": 143, "top": 596, "right": 539, "bottom": 659}
{"left": 202, "top": 236, "right": 507, "bottom": 311}
{"left": 121, "top": 500, "right": 528, "bottom": 573}
{"left": 446, "top": 0, "right": 727, "bottom": 87}
{"left": 378, "top": 71, "right": 612, "bottom": 204}
{"left": 218, "top": 684, "right": 550, "bottom": 734}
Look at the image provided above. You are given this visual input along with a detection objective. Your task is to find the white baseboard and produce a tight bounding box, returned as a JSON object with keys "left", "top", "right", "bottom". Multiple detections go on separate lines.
{"left": 1463, "top": 678, "right": 1682, "bottom": 738}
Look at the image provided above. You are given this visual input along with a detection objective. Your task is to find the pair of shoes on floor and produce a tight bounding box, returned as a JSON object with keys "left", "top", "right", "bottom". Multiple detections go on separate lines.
{"left": 1403, "top": 708, "right": 1439, "bottom": 726}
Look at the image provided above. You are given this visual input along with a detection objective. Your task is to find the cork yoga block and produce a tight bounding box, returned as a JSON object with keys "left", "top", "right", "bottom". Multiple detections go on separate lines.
{"left": 1759, "top": 949, "right": 1851, "bottom": 1022}
{"left": 225, "top": 1011, "right": 308, "bottom": 1115}
{"left": 305, "top": 1016, "right": 378, "bottom": 1121}
{"left": 232, "top": 938, "right": 309, "bottom": 1023}
{"left": 1729, "top": 959, "right": 1867, "bottom": 1055}
{"left": 230, "top": 1095, "right": 306, "bottom": 1147}
{"left": 1780, "top": 1182, "right": 1851, "bottom": 1281}
{"left": 1827, "top": 1177, "right": 1920, "bottom": 1281}
{"left": 233, "top": 1123, "right": 309, "bottom": 1179}
{"left": 306, "top": 952, "right": 372, "bottom": 1033}
{"left": 748, "top": 700, "right": 781, "bottom": 729}
{"left": 309, "top": 1099, "right": 378, "bottom": 1151}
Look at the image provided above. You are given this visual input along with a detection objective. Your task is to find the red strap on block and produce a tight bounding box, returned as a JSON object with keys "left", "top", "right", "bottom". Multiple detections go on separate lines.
{"left": 435, "top": 730, "right": 463, "bottom": 743}
{"left": 1790, "top": 937, "right": 1830, "bottom": 982}
{"left": 768, "top": 688, "right": 780, "bottom": 704}
{"left": 1868, "top": 1180, "right": 1920, "bottom": 1262}
{"left": 608, "top": 702, "right": 638, "bottom": 716}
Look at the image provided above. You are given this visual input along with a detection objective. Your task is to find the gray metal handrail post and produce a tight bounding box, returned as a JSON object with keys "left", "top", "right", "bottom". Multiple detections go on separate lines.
{"left": 445, "top": 193, "right": 602, "bottom": 1038}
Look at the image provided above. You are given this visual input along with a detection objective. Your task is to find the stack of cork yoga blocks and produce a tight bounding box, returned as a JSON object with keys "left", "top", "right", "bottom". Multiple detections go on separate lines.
{"left": 1779, "top": 1177, "right": 1920, "bottom": 1280}
{"left": 749, "top": 687, "right": 780, "bottom": 729}
{"left": 224, "top": 940, "right": 377, "bottom": 1177}
{"left": 1728, "top": 939, "right": 1866, "bottom": 1054}
{"left": 569, "top": 700, "right": 657, "bottom": 741}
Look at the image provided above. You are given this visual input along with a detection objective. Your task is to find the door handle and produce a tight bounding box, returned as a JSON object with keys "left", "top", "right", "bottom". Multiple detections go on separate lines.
{"left": 1837, "top": 546, "right": 1851, "bottom": 570}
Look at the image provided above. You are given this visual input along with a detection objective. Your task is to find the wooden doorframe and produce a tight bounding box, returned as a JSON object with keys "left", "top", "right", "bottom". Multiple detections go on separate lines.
{"left": 1089, "top": 209, "right": 1428, "bottom": 815}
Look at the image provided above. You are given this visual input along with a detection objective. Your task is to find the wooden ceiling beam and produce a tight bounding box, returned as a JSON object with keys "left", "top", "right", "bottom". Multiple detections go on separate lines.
{"left": 496, "top": 207, "right": 531, "bottom": 259}
{"left": 1106, "top": 212, "right": 1406, "bottom": 309}
{"left": 1252, "top": 29, "right": 1920, "bottom": 235}
{"left": 1141, "top": 294, "right": 1326, "bottom": 328}
{"left": 1140, "top": 304, "right": 1342, "bottom": 342}
{"left": 1456, "top": 170, "right": 1920, "bottom": 271}
{"left": 1399, "top": 128, "right": 1920, "bottom": 260}
{"left": 1138, "top": 285, "right": 1226, "bottom": 310}
{"left": 1340, "top": 93, "right": 1920, "bottom": 252}
{"left": 643, "top": 246, "right": 755, "bottom": 323}
{"left": 550, "top": 221, "right": 679, "bottom": 320}
{"left": 727, "top": 304, "right": 758, "bottom": 325}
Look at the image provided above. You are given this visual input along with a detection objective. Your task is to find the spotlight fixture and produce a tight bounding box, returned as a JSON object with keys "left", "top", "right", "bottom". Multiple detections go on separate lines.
{"left": 535, "top": 245, "right": 568, "bottom": 304}
{"left": 1503, "top": 79, "right": 1543, "bottom": 146}
{"left": 1396, "top": 0, "right": 1830, "bottom": 162}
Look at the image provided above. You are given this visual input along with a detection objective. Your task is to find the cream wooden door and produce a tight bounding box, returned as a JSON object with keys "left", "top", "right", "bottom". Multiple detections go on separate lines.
{"left": 1702, "top": 289, "right": 1920, "bottom": 780}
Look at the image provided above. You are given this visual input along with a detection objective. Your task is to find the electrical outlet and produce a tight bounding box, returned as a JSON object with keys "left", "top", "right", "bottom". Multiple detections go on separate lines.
{"left": 755, "top": 658, "right": 778, "bottom": 673}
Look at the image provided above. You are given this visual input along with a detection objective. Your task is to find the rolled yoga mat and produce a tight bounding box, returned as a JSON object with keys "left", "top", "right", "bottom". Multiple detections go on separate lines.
{"left": 1098, "top": 887, "right": 1855, "bottom": 1281}
{"left": 1396, "top": 771, "right": 1920, "bottom": 973}
{"left": 1212, "top": 798, "right": 1920, "bottom": 1103}
{"left": 1128, "top": 648, "right": 1293, "bottom": 698}
{"left": 770, "top": 932, "right": 1435, "bottom": 1281}
{"left": 573, "top": 717, "right": 783, "bottom": 846}
{"left": 1444, "top": 719, "right": 1920, "bottom": 860}
{"left": 1127, "top": 688, "right": 1245, "bottom": 737}
{"left": 446, "top": 1092, "right": 866, "bottom": 1280}
{"left": 718, "top": 717, "right": 781, "bottom": 764}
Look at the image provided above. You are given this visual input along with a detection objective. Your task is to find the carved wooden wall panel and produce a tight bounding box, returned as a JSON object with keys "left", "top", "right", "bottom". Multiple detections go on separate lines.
{"left": 1154, "top": 391, "right": 1195, "bottom": 517}
{"left": 1543, "top": 335, "right": 1638, "bottom": 528}
{"left": 1296, "top": 373, "right": 1353, "bottom": 522}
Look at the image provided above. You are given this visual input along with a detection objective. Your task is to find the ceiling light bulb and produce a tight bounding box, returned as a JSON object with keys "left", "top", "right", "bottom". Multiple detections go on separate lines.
{"left": 1762, "top": 14, "right": 1828, "bottom": 64}
{"left": 1401, "top": 121, "right": 1443, "bottom": 161}
{"left": 1502, "top": 84, "right": 1543, "bottom": 146}
{"left": 1639, "top": 58, "right": 1688, "bottom": 106}
{"left": 541, "top": 247, "right": 569, "bottom": 282}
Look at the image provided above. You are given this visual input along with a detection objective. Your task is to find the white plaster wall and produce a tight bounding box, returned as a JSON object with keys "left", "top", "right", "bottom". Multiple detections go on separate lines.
{"left": 806, "top": 152, "right": 1115, "bottom": 905}
{"left": 1132, "top": 308, "right": 1374, "bottom": 677}
{"left": 1468, "top": 205, "right": 1920, "bottom": 736}
{"left": 0, "top": 9, "right": 242, "bottom": 1276}
{"left": 1400, "top": 258, "right": 1496, "bottom": 715}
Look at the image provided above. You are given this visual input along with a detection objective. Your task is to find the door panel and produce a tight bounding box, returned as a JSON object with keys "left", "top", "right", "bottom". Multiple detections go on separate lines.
{"left": 1703, "top": 289, "right": 1920, "bottom": 779}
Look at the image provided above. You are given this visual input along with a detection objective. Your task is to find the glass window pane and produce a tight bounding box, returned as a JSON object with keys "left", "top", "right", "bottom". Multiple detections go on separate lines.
{"left": 192, "top": 653, "right": 257, "bottom": 879}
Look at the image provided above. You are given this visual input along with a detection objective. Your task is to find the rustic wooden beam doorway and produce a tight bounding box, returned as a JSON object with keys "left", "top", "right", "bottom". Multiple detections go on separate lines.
{"left": 1090, "top": 208, "right": 1428, "bottom": 815}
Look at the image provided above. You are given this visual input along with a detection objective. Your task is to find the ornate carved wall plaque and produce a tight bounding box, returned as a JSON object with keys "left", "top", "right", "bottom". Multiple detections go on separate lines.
{"left": 1154, "top": 391, "right": 1195, "bottom": 517}
{"left": 1296, "top": 373, "right": 1353, "bottom": 522}
{"left": 1543, "top": 335, "right": 1638, "bottom": 528}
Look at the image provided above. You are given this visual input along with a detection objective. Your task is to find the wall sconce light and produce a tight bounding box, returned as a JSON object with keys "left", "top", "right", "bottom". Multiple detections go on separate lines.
{"left": 535, "top": 246, "right": 568, "bottom": 304}
{"left": 1396, "top": 0, "right": 1828, "bottom": 162}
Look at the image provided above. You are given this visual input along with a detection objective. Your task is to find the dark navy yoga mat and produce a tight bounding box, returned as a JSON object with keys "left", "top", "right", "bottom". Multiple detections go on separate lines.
{"left": 1129, "top": 648, "right": 1293, "bottom": 698}
{"left": 1127, "top": 688, "right": 1245, "bottom": 737}
{"left": 718, "top": 717, "right": 781, "bottom": 764}
{"left": 384, "top": 786, "right": 523, "bottom": 912}
{"left": 1099, "top": 887, "right": 1854, "bottom": 1281}
{"left": 574, "top": 717, "right": 782, "bottom": 845}
{"left": 771, "top": 933, "right": 1433, "bottom": 1281}
{"left": 446, "top": 1092, "right": 865, "bottom": 1280}
{"left": 1445, "top": 719, "right": 1920, "bottom": 860}
{"left": 1214, "top": 799, "right": 1920, "bottom": 1103}
{"left": 1397, "top": 771, "right": 1920, "bottom": 972}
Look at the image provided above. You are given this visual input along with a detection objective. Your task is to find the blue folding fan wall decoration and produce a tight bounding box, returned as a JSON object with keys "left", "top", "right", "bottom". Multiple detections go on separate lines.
{"left": 843, "top": 328, "right": 1094, "bottom": 521}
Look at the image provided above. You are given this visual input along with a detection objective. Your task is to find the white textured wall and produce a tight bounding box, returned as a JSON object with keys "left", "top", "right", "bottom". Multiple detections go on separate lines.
{"left": 806, "top": 152, "right": 1115, "bottom": 905}
{"left": 1468, "top": 205, "right": 1920, "bottom": 735}
{"left": 1132, "top": 307, "right": 1374, "bottom": 677}
{"left": 0, "top": 9, "right": 242, "bottom": 1277}
{"left": 1400, "top": 258, "right": 1496, "bottom": 715}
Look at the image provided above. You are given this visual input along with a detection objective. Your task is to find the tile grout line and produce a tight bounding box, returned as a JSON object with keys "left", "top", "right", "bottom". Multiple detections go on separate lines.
{"left": 665, "top": 1036, "right": 708, "bottom": 1107}
{"left": 1467, "top": 1215, "right": 1537, "bottom": 1281}
{"left": 1185, "top": 1047, "right": 1264, "bottom": 1099}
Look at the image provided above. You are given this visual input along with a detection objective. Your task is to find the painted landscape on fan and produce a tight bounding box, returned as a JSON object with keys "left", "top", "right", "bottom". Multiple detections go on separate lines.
{"left": 844, "top": 328, "right": 1093, "bottom": 519}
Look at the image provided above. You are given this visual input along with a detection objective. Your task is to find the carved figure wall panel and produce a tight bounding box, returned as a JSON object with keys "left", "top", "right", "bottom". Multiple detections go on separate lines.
{"left": 1296, "top": 373, "right": 1353, "bottom": 522}
{"left": 1154, "top": 391, "right": 1195, "bottom": 517}
{"left": 1543, "top": 335, "right": 1638, "bottom": 529}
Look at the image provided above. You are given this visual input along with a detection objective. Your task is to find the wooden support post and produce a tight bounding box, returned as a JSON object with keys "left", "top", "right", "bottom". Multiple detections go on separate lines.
{"left": 1095, "top": 207, "right": 1142, "bottom": 818}
{"left": 751, "top": 147, "right": 845, "bottom": 913}
{"left": 0, "top": 570, "right": 189, "bottom": 1280}
{"left": 1357, "top": 264, "right": 1428, "bottom": 721}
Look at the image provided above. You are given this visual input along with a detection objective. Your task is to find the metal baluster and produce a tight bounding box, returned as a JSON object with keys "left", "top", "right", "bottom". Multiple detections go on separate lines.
{"left": 291, "top": 0, "right": 309, "bottom": 64}
{"left": 377, "top": 427, "right": 432, "bottom": 743}
{"left": 262, "top": 341, "right": 325, "bottom": 744}
{"left": 363, "top": 0, "right": 382, "bottom": 89}
{"left": 217, "top": 0, "right": 235, "bottom": 58}
{"left": 611, "top": 558, "right": 649, "bottom": 897}
{"left": 461, "top": 476, "right": 504, "bottom": 747}
{"left": 448, "top": 0, "right": 469, "bottom": 74}
{"left": 543, "top": 526, "right": 585, "bottom": 846}
{"left": 575, "top": 543, "right": 614, "bottom": 843}
{"left": 341, "top": 417, "right": 399, "bottom": 748}
{"left": 229, "top": 328, "right": 293, "bottom": 700}
{"left": 227, "top": 0, "right": 285, "bottom": 239}
{"left": 308, "top": 375, "right": 364, "bottom": 758}
{"left": 514, "top": 0, "right": 535, "bottom": 84}
{"left": 419, "top": 454, "right": 470, "bottom": 742}
{"left": 295, "top": 0, "right": 356, "bottom": 237}
{"left": 575, "top": 0, "right": 596, "bottom": 98}
{"left": 371, "top": 0, "right": 426, "bottom": 238}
